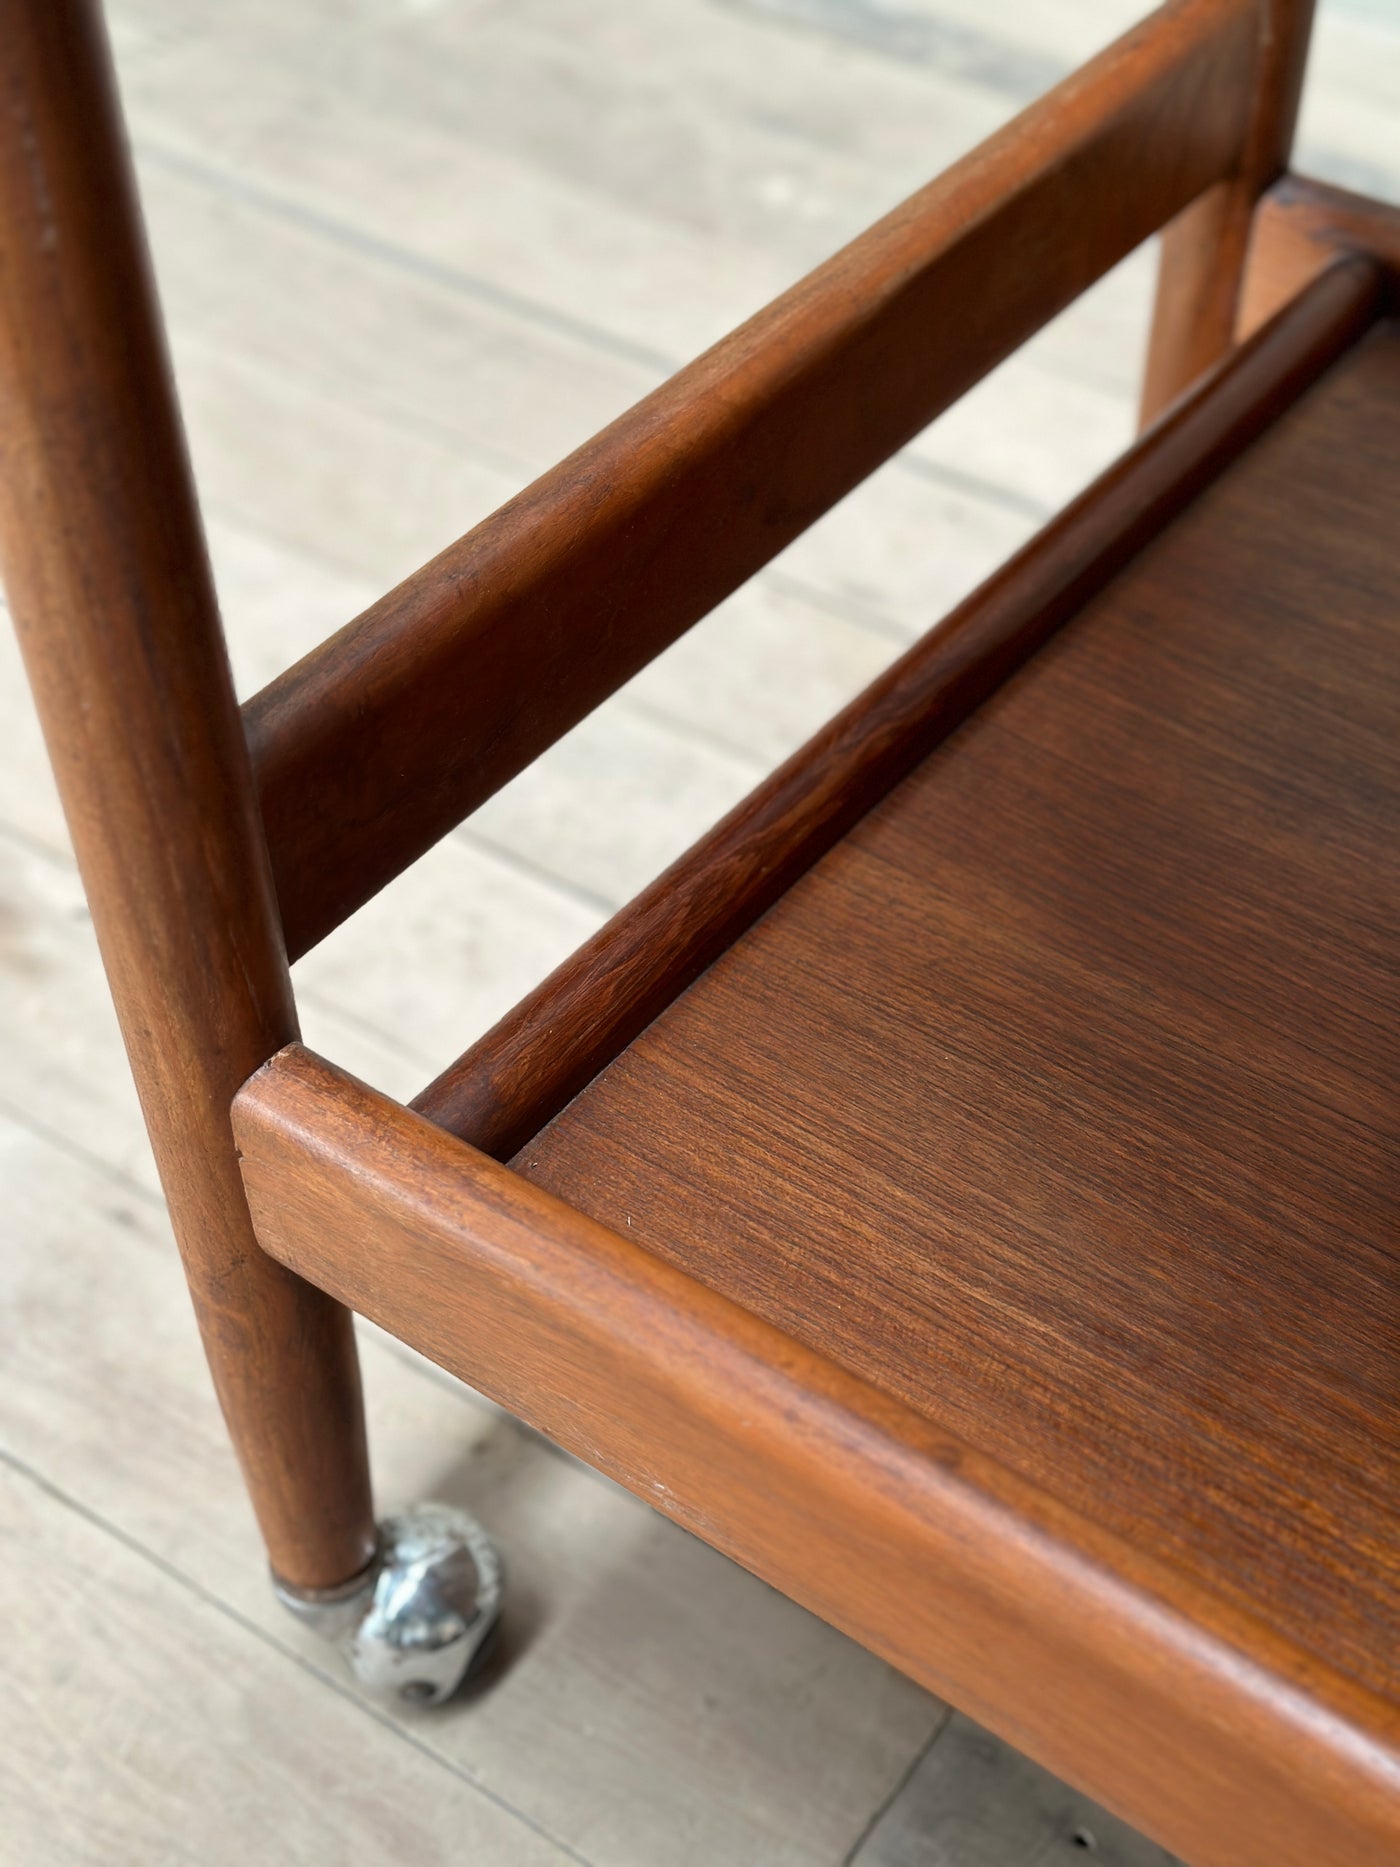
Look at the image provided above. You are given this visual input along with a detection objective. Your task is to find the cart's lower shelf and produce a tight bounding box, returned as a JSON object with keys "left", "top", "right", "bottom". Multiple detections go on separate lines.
{"left": 515, "top": 315, "right": 1400, "bottom": 1712}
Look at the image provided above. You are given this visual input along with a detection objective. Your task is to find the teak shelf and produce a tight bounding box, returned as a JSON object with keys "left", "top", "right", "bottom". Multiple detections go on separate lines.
{"left": 2, "top": 4, "right": 1396, "bottom": 1863}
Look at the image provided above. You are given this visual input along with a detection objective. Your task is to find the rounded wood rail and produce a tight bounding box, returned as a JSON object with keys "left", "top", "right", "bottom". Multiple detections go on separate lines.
{"left": 412, "top": 254, "right": 1382, "bottom": 1159}
{"left": 244, "top": 0, "right": 1263, "bottom": 960}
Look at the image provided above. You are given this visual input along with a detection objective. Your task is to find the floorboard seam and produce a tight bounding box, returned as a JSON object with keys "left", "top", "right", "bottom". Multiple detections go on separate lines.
{"left": 135, "top": 135, "right": 680, "bottom": 378}
{"left": 0, "top": 1441, "right": 600, "bottom": 1867}
{"left": 839, "top": 1706, "right": 953, "bottom": 1866}
{"left": 0, "top": 1087, "right": 166, "bottom": 1213}
{"left": 448, "top": 824, "right": 621, "bottom": 918}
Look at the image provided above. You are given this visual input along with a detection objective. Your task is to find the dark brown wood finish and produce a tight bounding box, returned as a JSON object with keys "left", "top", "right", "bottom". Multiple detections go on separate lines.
{"left": 10, "top": 2, "right": 1399, "bottom": 1848}
{"left": 1140, "top": 0, "right": 1316, "bottom": 422}
{"left": 235, "top": 1046, "right": 1400, "bottom": 1867}
{"left": 1240, "top": 175, "right": 1400, "bottom": 335}
{"left": 414, "top": 256, "right": 1380, "bottom": 1160}
{"left": 245, "top": 0, "right": 1260, "bottom": 961}
{"left": 517, "top": 319, "right": 1400, "bottom": 1708}
{"left": 0, "top": 0, "right": 375, "bottom": 1589}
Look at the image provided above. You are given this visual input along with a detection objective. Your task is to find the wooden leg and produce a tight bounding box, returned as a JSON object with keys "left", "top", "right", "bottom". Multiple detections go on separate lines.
{"left": 1139, "top": 0, "right": 1316, "bottom": 426}
{"left": 0, "top": 0, "right": 375, "bottom": 1590}
{"left": 1140, "top": 182, "right": 1255, "bottom": 422}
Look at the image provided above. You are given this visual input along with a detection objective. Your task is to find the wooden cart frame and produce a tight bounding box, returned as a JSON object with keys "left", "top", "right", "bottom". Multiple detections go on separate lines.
{"left": 3, "top": 3, "right": 1397, "bottom": 1861}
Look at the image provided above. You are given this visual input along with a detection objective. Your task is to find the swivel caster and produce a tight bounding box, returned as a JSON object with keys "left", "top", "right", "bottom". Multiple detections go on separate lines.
{"left": 274, "top": 1502, "right": 503, "bottom": 1707}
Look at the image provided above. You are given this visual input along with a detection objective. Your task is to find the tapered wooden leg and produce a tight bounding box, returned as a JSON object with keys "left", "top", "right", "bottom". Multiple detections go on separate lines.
{"left": 0, "top": 0, "right": 376, "bottom": 1590}
{"left": 1140, "top": 0, "right": 1316, "bottom": 425}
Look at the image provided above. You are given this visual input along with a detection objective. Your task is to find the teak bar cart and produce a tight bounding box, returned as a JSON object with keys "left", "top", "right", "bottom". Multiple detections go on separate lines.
{"left": 2, "top": 0, "right": 1397, "bottom": 1860}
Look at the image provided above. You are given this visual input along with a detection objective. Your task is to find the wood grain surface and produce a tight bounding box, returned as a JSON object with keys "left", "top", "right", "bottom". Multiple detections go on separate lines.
{"left": 413, "top": 256, "right": 1380, "bottom": 1160}
{"left": 7, "top": 1, "right": 1400, "bottom": 1861}
{"left": 235, "top": 1045, "right": 1400, "bottom": 1867}
{"left": 244, "top": 0, "right": 1259, "bottom": 961}
{"left": 0, "top": 0, "right": 375, "bottom": 1589}
{"left": 518, "top": 318, "right": 1400, "bottom": 1710}
{"left": 1140, "top": 0, "right": 1316, "bottom": 422}
{"left": 1240, "top": 174, "right": 1400, "bottom": 337}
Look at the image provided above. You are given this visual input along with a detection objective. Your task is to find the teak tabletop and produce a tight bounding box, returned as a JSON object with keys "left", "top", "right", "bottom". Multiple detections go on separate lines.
{"left": 519, "top": 319, "right": 1400, "bottom": 1709}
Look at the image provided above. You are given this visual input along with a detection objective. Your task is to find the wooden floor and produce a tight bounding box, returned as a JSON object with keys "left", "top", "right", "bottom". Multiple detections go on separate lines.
{"left": 1, "top": 3, "right": 1396, "bottom": 1863}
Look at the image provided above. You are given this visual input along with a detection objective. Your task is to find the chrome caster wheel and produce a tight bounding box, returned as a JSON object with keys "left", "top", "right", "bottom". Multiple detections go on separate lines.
{"left": 274, "top": 1503, "right": 503, "bottom": 1707}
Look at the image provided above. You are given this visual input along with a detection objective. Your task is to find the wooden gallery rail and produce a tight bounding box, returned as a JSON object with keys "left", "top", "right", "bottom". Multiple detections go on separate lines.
{"left": 2, "top": 3, "right": 1397, "bottom": 1864}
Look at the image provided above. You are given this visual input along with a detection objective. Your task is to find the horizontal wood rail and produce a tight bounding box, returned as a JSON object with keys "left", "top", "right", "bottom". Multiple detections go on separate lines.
{"left": 1239, "top": 174, "right": 1400, "bottom": 337}
{"left": 413, "top": 255, "right": 1382, "bottom": 1158}
{"left": 246, "top": 0, "right": 1262, "bottom": 960}
{"left": 234, "top": 1044, "right": 1400, "bottom": 1867}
